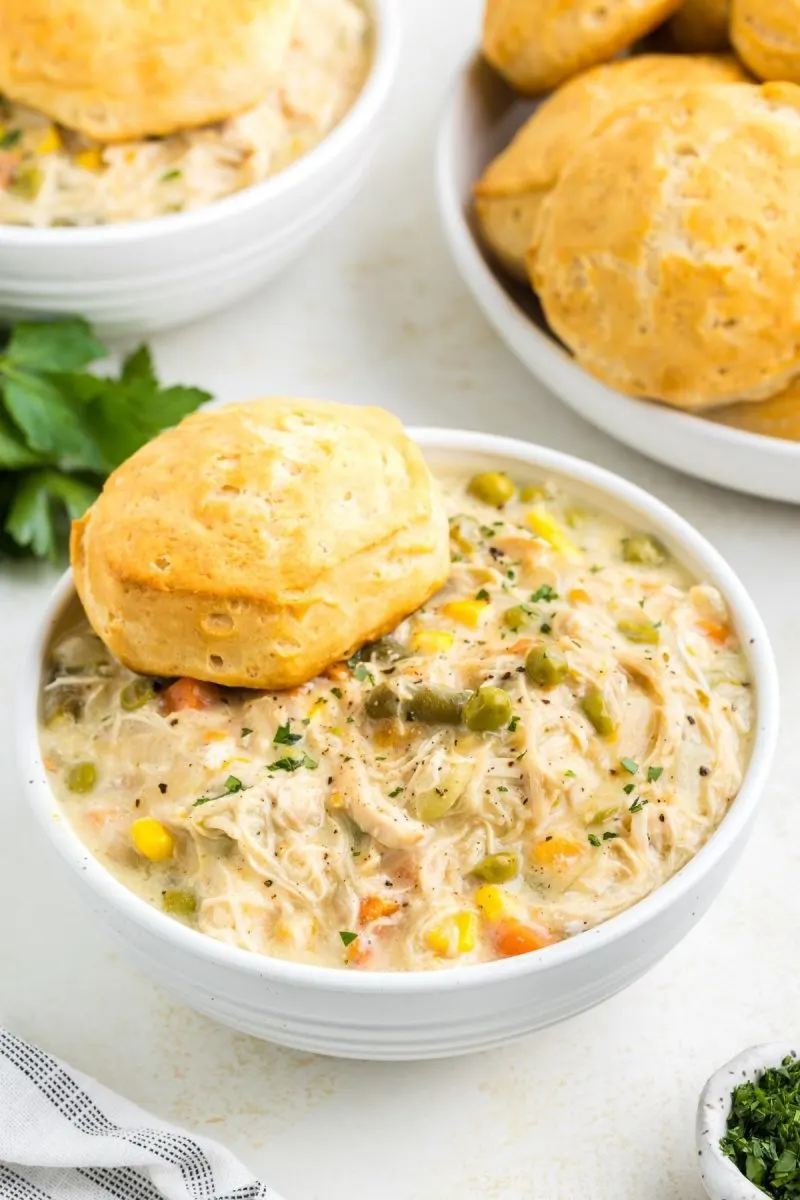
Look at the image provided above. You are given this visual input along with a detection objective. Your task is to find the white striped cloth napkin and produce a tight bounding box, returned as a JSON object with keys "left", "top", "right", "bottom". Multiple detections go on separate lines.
{"left": 0, "top": 1029, "right": 285, "bottom": 1200}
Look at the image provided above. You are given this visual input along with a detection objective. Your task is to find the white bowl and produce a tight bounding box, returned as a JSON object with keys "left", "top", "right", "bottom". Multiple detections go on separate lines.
{"left": 435, "top": 54, "right": 800, "bottom": 505}
{"left": 0, "top": 0, "right": 399, "bottom": 339}
{"left": 18, "top": 429, "right": 779, "bottom": 1060}
{"left": 697, "top": 1042, "right": 800, "bottom": 1199}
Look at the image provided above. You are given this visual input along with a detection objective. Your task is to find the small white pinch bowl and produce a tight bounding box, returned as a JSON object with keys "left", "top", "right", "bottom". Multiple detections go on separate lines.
{"left": 0, "top": 0, "right": 399, "bottom": 339}
{"left": 697, "top": 1042, "right": 800, "bottom": 1199}
{"left": 19, "top": 429, "right": 779, "bottom": 1060}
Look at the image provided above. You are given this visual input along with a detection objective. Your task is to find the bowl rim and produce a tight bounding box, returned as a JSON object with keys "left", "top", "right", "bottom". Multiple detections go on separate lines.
{"left": 18, "top": 427, "right": 780, "bottom": 995}
{"left": 696, "top": 1042, "right": 800, "bottom": 1200}
{"left": 434, "top": 50, "right": 800, "bottom": 463}
{"left": 0, "top": 0, "right": 399, "bottom": 248}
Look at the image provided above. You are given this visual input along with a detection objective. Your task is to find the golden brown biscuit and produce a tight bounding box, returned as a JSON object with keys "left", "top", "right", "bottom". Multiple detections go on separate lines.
{"left": 0, "top": 0, "right": 298, "bottom": 141}
{"left": 482, "top": 0, "right": 685, "bottom": 94}
{"left": 529, "top": 83, "right": 800, "bottom": 410}
{"left": 71, "top": 399, "right": 451, "bottom": 689}
{"left": 731, "top": 0, "right": 800, "bottom": 84}
{"left": 669, "top": 0, "right": 731, "bottom": 51}
{"left": 474, "top": 53, "right": 747, "bottom": 277}
{"left": 711, "top": 386, "right": 800, "bottom": 439}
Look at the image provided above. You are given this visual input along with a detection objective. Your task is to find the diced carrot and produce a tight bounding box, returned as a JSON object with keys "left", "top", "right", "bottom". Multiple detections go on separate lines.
{"left": 359, "top": 895, "right": 400, "bottom": 924}
{"left": 531, "top": 836, "right": 582, "bottom": 867}
{"left": 345, "top": 937, "right": 371, "bottom": 967}
{"left": 509, "top": 639, "right": 535, "bottom": 655}
{"left": 697, "top": 620, "right": 731, "bottom": 645}
{"left": 162, "top": 678, "right": 221, "bottom": 713}
{"left": 494, "top": 918, "right": 556, "bottom": 958}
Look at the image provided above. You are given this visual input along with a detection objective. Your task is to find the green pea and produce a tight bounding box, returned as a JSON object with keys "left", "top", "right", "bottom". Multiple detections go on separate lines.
{"left": 66, "top": 762, "right": 96, "bottom": 793}
{"left": 621, "top": 534, "right": 667, "bottom": 567}
{"left": 525, "top": 645, "right": 568, "bottom": 688}
{"left": 162, "top": 889, "right": 197, "bottom": 916}
{"left": 364, "top": 683, "right": 400, "bottom": 720}
{"left": 581, "top": 687, "right": 617, "bottom": 738}
{"left": 359, "top": 637, "right": 409, "bottom": 665}
{"left": 463, "top": 686, "right": 512, "bottom": 732}
{"left": 503, "top": 605, "right": 533, "bottom": 632}
{"left": 467, "top": 471, "right": 515, "bottom": 509}
{"left": 471, "top": 852, "right": 519, "bottom": 883}
{"left": 406, "top": 686, "right": 470, "bottom": 726}
{"left": 617, "top": 618, "right": 660, "bottom": 645}
{"left": 120, "top": 678, "right": 156, "bottom": 711}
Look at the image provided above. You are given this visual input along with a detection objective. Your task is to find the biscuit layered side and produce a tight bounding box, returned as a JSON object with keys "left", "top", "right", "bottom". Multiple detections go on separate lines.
{"left": 474, "top": 53, "right": 748, "bottom": 279}
{"left": 731, "top": 0, "right": 800, "bottom": 85}
{"left": 481, "top": 0, "right": 686, "bottom": 94}
{"left": 529, "top": 82, "right": 800, "bottom": 409}
{"left": 71, "top": 399, "right": 451, "bottom": 688}
{"left": 0, "top": 0, "right": 299, "bottom": 140}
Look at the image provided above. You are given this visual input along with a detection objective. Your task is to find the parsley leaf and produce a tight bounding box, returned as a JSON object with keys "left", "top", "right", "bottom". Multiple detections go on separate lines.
{"left": 623, "top": 782, "right": 636, "bottom": 795}
{"left": 268, "top": 753, "right": 317, "bottom": 772}
{"left": 620, "top": 757, "right": 639, "bottom": 775}
{"left": 273, "top": 720, "right": 301, "bottom": 746}
{"left": 587, "top": 833, "right": 601, "bottom": 847}
{"left": 508, "top": 715, "right": 521, "bottom": 733}
{"left": 647, "top": 765, "right": 664, "bottom": 782}
{"left": 330, "top": 686, "right": 343, "bottom": 699}
{"left": 388, "top": 786, "right": 403, "bottom": 798}
{"left": 339, "top": 931, "right": 358, "bottom": 946}
{"left": 352, "top": 663, "right": 374, "bottom": 684}
{"left": 193, "top": 775, "right": 248, "bottom": 807}
{"left": 0, "top": 318, "right": 210, "bottom": 561}
{"left": 240, "top": 727, "right": 253, "bottom": 738}
{"left": 629, "top": 797, "right": 648, "bottom": 814}
{"left": 475, "top": 587, "right": 490, "bottom": 601}
{"left": 0, "top": 128, "right": 21, "bottom": 149}
{"left": 531, "top": 584, "right": 558, "bottom": 603}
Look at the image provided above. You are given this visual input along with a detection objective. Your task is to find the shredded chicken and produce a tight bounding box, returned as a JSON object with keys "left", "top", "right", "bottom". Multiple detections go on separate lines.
{"left": 40, "top": 471, "right": 754, "bottom": 971}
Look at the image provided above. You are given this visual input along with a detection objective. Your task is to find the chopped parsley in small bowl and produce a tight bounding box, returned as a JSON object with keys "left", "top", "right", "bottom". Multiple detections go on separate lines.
{"left": 697, "top": 1043, "right": 800, "bottom": 1200}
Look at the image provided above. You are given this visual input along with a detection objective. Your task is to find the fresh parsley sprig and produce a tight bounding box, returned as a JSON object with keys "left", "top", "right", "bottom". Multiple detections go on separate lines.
{"left": 0, "top": 317, "right": 211, "bottom": 561}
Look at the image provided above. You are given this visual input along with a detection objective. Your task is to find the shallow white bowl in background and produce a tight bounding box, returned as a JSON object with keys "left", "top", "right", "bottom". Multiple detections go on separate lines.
{"left": 19, "top": 429, "right": 779, "bottom": 1060}
{"left": 435, "top": 54, "right": 800, "bottom": 505}
{"left": 0, "top": 0, "right": 399, "bottom": 339}
{"left": 697, "top": 1042, "right": 800, "bottom": 1200}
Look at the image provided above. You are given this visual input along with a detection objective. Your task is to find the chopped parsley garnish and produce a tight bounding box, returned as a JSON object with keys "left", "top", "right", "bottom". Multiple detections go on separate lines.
{"left": 540, "top": 622, "right": 552, "bottom": 635}
{"left": 564, "top": 769, "right": 576, "bottom": 778}
{"left": 508, "top": 715, "right": 521, "bottom": 733}
{"left": 268, "top": 753, "right": 317, "bottom": 772}
{"left": 531, "top": 584, "right": 558, "bottom": 603}
{"left": 587, "top": 833, "right": 601, "bottom": 847}
{"left": 330, "top": 686, "right": 343, "bottom": 699}
{"left": 629, "top": 797, "right": 649, "bottom": 814}
{"left": 273, "top": 720, "right": 301, "bottom": 745}
{"left": 240, "top": 727, "right": 253, "bottom": 738}
{"left": 339, "top": 931, "right": 358, "bottom": 947}
{"left": 620, "top": 757, "right": 639, "bottom": 775}
{"left": 602, "top": 831, "right": 620, "bottom": 841}
{"left": 352, "top": 663, "right": 374, "bottom": 684}
{"left": 647, "top": 765, "right": 664, "bottom": 782}
{"left": 388, "top": 786, "right": 403, "bottom": 798}
{"left": 623, "top": 783, "right": 636, "bottom": 795}
{"left": 193, "top": 775, "right": 248, "bottom": 806}
{"left": 721, "top": 1054, "right": 800, "bottom": 1197}
{"left": 0, "top": 128, "right": 21, "bottom": 149}
{"left": 475, "top": 588, "right": 490, "bottom": 601}
{"left": 160, "top": 168, "right": 182, "bottom": 182}
{"left": 479, "top": 525, "right": 496, "bottom": 538}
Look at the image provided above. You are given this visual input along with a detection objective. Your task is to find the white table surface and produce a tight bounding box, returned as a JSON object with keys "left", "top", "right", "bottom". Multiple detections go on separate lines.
{"left": 2, "top": 4, "right": 799, "bottom": 1198}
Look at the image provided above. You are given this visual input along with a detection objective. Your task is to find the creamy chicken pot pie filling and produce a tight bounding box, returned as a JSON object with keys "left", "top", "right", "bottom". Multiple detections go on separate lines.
{"left": 0, "top": 0, "right": 369, "bottom": 227}
{"left": 41, "top": 470, "right": 753, "bottom": 971}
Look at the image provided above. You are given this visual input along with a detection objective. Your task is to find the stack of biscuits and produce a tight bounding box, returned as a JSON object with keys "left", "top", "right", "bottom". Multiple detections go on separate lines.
{"left": 475, "top": 0, "right": 800, "bottom": 440}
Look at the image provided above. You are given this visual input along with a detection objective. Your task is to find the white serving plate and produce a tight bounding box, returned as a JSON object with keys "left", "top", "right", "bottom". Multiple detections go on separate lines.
{"left": 435, "top": 53, "right": 800, "bottom": 505}
{"left": 18, "top": 428, "right": 779, "bottom": 1060}
{"left": 0, "top": 0, "right": 399, "bottom": 338}
{"left": 697, "top": 1042, "right": 800, "bottom": 1200}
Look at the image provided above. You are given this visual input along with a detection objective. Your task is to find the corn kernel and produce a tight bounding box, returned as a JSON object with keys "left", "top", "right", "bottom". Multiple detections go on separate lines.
{"left": 475, "top": 884, "right": 513, "bottom": 923}
{"left": 328, "top": 791, "right": 344, "bottom": 808}
{"left": 455, "top": 911, "right": 477, "bottom": 953}
{"left": 527, "top": 508, "right": 581, "bottom": 562}
{"left": 426, "top": 925, "right": 451, "bottom": 955}
{"left": 411, "top": 629, "right": 455, "bottom": 654}
{"left": 568, "top": 588, "right": 591, "bottom": 605}
{"left": 130, "top": 817, "right": 174, "bottom": 862}
{"left": 75, "top": 147, "right": 104, "bottom": 171}
{"left": 37, "top": 126, "right": 61, "bottom": 155}
{"left": 531, "top": 836, "right": 582, "bottom": 867}
{"left": 441, "top": 599, "right": 489, "bottom": 628}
